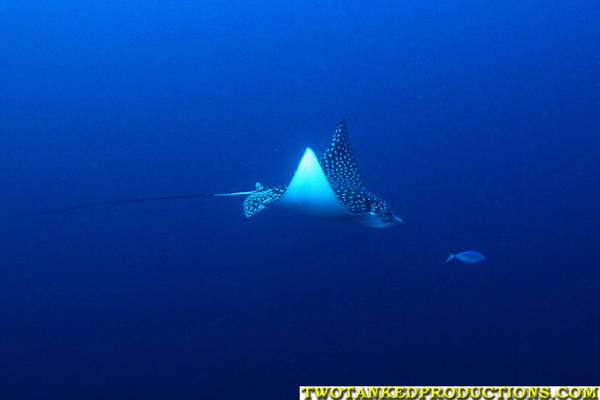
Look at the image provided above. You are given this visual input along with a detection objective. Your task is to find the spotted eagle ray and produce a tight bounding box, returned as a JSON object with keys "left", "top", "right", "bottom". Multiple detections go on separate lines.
{"left": 43, "top": 120, "right": 402, "bottom": 228}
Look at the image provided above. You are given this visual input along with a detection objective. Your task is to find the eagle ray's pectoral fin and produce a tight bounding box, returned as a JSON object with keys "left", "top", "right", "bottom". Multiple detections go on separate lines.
{"left": 242, "top": 183, "right": 286, "bottom": 218}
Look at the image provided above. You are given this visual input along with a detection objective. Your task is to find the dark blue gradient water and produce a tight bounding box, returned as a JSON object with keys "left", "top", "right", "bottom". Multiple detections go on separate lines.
{"left": 1, "top": 1, "right": 599, "bottom": 398}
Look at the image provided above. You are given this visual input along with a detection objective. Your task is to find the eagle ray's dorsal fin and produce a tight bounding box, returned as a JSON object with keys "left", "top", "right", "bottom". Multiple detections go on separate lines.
{"left": 320, "top": 119, "right": 364, "bottom": 189}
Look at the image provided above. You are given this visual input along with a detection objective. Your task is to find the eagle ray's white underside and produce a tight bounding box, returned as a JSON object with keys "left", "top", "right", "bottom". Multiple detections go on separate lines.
{"left": 277, "top": 148, "right": 351, "bottom": 218}
{"left": 276, "top": 148, "right": 392, "bottom": 227}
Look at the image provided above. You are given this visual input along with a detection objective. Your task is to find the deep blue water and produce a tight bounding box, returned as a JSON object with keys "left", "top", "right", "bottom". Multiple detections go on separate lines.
{"left": 1, "top": 1, "right": 599, "bottom": 398}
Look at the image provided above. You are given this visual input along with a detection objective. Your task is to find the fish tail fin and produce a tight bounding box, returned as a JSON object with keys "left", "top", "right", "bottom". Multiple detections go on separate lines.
{"left": 446, "top": 254, "right": 454, "bottom": 263}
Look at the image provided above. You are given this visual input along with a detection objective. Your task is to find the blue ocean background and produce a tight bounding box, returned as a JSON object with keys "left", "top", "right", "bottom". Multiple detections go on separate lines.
{"left": 1, "top": 1, "right": 599, "bottom": 398}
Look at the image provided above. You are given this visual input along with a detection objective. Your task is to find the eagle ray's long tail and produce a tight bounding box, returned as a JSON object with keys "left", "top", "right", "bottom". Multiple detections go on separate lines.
{"left": 38, "top": 190, "right": 257, "bottom": 215}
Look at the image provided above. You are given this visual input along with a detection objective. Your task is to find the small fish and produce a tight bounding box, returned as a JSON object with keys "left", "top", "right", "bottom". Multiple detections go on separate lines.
{"left": 446, "top": 251, "right": 486, "bottom": 263}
